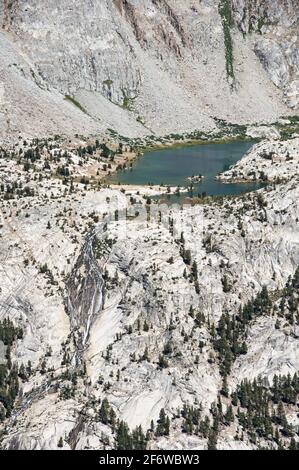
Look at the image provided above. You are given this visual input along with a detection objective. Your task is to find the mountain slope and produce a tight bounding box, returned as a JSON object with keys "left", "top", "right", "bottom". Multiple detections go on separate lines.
{"left": 0, "top": 159, "right": 298, "bottom": 449}
{"left": 0, "top": 0, "right": 297, "bottom": 141}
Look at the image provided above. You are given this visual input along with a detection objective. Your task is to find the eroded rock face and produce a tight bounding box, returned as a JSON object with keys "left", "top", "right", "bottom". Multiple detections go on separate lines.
{"left": 231, "top": 0, "right": 298, "bottom": 32}
{"left": 231, "top": 0, "right": 299, "bottom": 108}
{"left": 0, "top": 2, "right": 298, "bottom": 451}
{"left": 0, "top": 0, "right": 297, "bottom": 140}
{"left": 0, "top": 137, "right": 298, "bottom": 449}
{"left": 66, "top": 228, "right": 105, "bottom": 366}
{"left": 218, "top": 137, "right": 299, "bottom": 182}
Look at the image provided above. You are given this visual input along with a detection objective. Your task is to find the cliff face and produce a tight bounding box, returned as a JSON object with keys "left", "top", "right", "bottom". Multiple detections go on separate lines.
{"left": 232, "top": 0, "right": 299, "bottom": 108}
{"left": 0, "top": 2, "right": 299, "bottom": 451}
{"left": 231, "top": 0, "right": 298, "bottom": 33}
{"left": 0, "top": 0, "right": 297, "bottom": 140}
{"left": 0, "top": 139, "right": 298, "bottom": 449}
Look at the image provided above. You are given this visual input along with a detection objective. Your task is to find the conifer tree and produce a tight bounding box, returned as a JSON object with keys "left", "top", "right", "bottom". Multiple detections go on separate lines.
{"left": 116, "top": 421, "right": 132, "bottom": 450}
{"left": 224, "top": 405, "right": 234, "bottom": 425}
{"left": 156, "top": 409, "right": 170, "bottom": 436}
{"left": 99, "top": 398, "right": 110, "bottom": 425}
{"left": 207, "top": 429, "right": 218, "bottom": 450}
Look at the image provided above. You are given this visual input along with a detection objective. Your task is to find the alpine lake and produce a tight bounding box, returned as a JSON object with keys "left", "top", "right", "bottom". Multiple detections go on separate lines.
{"left": 108, "top": 140, "right": 264, "bottom": 202}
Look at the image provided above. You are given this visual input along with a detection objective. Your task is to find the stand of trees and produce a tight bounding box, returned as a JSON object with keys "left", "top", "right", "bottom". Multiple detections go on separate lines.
{"left": 97, "top": 397, "right": 148, "bottom": 450}
{"left": 0, "top": 318, "right": 23, "bottom": 346}
{"left": 0, "top": 319, "right": 25, "bottom": 421}
{"left": 213, "top": 267, "right": 299, "bottom": 385}
{"left": 116, "top": 421, "right": 147, "bottom": 450}
{"left": 213, "top": 285, "right": 272, "bottom": 382}
{"left": 232, "top": 374, "right": 299, "bottom": 446}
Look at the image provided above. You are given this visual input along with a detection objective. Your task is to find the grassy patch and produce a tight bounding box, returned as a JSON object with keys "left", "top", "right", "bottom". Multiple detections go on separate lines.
{"left": 121, "top": 89, "right": 136, "bottom": 110}
{"left": 219, "top": 0, "right": 235, "bottom": 83}
{"left": 274, "top": 115, "right": 299, "bottom": 140}
{"left": 103, "top": 79, "right": 113, "bottom": 88}
{"left": 64, "top": 95, "right": 87, "bottom": 114}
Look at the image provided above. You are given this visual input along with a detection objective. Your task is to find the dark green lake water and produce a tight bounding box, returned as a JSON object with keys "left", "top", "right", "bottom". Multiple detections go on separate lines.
{"left": 110, "top": 141, "right": 264, "bottom": 197}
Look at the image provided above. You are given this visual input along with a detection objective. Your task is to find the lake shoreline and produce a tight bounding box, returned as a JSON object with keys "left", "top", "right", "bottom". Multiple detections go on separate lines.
{"left": 138, "top": 135, "right": 257, "bottom": 154}
{"left": 105, "top": 140, "right": 265, "bottom": 198}
{"left": 104, "top": 135, "right": 258, "bottom": 186}
{"left": 109, "top": 183, "right": 188, "bottom": 197}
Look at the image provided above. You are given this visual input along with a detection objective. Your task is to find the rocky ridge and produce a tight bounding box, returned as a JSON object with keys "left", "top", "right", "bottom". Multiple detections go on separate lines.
{"left": 0, "top": 0, "right": 298, "bottom": 453}
{"left": 232, "top": 0, "right": 299, "bottom": 108}
{"left": 0, "top": 135, "right": 298, "bottom": 449}
{"left": 218, "top": 136, "right": 299, "bottom": 182}
{"left": 0, "top": 0, "right": 298, "bottom": 141}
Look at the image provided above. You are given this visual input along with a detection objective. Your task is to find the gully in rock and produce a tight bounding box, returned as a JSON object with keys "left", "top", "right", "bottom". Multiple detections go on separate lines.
{"left": 65, "top": 227, "right": 105, "bottom": 367}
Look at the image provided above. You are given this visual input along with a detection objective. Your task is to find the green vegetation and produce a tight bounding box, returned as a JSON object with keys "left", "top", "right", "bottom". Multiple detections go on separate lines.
{"left": 0, "top": 319, "right": 25, "bottom": 421}
{"left": 121, "top": 89, "right": 135, "bottom": 110}
{"left": 136, "top": 115, "right": 145, "bottom": 125}
{"left": 213, "top": 285, "right": 272, "bottom": 379}
{"left": 64, "top": 95, "right": 87, "bottom": 114}
{"left": 103, "top": 79, "right": 113, "bottom": 88}
{"left": 219, "top": 0, "right": 235, "bottom": 82}
{"left": 278, "top": 266, "right": 299, "bottom": 325}
{"left": 97, "top": 397, "right": 148, "bottom": 450}
{"left": 244, "top": 6, "right": 271, "bottom": 35}
{"left": 116, "top": 421, "right": 147, "bottom": 450}
{"left": 0, "top": 363, "right": 19, "bottom": 421}
{"left": 233, "top": 374, "right": 299, "bottom": 446}
{"left": 0, "top": 318, "right": 23, "bottom": 346}
{"left": 213, "top": 267, "right": 299, "bottom": 392}
{"left": 57, "top": 436, "right": 64, "bottom": 448}
{"left": 106, "top": 116, "right": 298, "bottom": 160}
{"left": 256, "top": 15, "right": 268, "bottom": 34}
{"left": 155, "top": 408, "right": 170, "bottom": 436}
{"left": 275, "top": 115, "right": 299, "bottom": 140}
{"left": 175, "top": 372, "right": 299, "bottom": 449}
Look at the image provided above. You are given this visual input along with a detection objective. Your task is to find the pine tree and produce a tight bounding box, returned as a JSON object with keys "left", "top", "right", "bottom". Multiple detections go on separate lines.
{"left": 220, "top": 375, "right": 229, "bottom": 397}
{"left": 222, "top": 275, "right": 231, "bottom": 293}
{"left": 191, "top": 261, "right": 198, "bottom": 279}
{"left": 277, "top": 401, "right": 287, "bottom": 426}
{"left": 158, "top": 355, "right": 169, "bottom": 369}
{"left": 99, "top": 398, "right": 110, "bottom": 425}
{"left": 116, "top": 420, "right": 132, "bottom": 450}
{"left": 150, "top": 419, "right": 155, "bottom": 433}
{"left": 132, "top": 425, "right": 147, "bottom": 450}
{"left": 18, "top": 364, "right": 25, "bottom": 381}
{"left": 224, "top": 405, "right": 234, "bottom": 425}
{"left": 110, "top": 408, "right": 116, "bottom": 431}
{"left": 199, "top": 416, "right": 210, "bottom": 438}
{"left": 142, "top": 347, "right": 149, "bottom": 362}
{"left": 156, "top": 409, "right": 170, "bottom": 436}
{"left": 289, "top": 437, "right": 297, "bottom": 450}
{"left": 163, "top": 341, "right": 172, "bottom": 355}
{"left": 184, "top": 249, "right": 191, "bottom": 265}
{"left": 207, "top": 429, "right": 218, "bottom": 450}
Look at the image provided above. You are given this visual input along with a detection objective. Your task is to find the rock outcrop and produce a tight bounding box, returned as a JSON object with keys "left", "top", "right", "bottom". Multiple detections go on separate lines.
{"left": 231, "top": 0, "right": 299, "bottom": 108}
{"left": 0, "top": 1, "right": 299, "bottom": 452}
{"left": 0, "top": 135, "right": 298, "bottom": 448}
{"left": 218, "top": 136, "right": 299, "bottom": 182}
{"left": 0, "top": 0, "right": 297, "bottom": 141}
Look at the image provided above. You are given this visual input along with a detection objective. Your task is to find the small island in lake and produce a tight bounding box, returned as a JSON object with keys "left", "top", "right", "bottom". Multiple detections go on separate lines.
{"left": 187, "top": 174, "right": 204, "bottom": 183}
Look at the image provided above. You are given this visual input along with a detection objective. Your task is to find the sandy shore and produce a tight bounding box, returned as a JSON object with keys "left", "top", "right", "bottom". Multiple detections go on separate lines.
{"left": 109, "top": 183, "right": 188, "bottom": 196}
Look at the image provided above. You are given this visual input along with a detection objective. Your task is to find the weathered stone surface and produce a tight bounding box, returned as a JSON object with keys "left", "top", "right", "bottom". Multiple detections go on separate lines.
{"left": 0, "top": 0, "right": 297, "bottom": 141}
{"left": 0, "top": 1, "right": 298, "bottom": 451}
{"left": 218, "top": 137, "right": 299, "bottom": 182}
{"left": 231, "top": 0, "right": 299, "bottom": 108}
{"left": 0, "top": 137, "right": 298, "bottom": 448}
